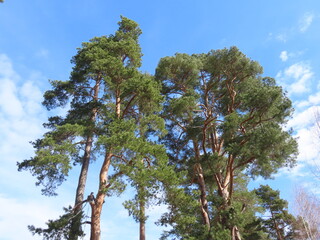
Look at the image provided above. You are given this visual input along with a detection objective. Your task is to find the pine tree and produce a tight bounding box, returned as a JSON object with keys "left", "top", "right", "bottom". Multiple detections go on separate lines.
{"left": 156, "top": 47, "right": 298, "bottom": 239}
{"left": 18, "top": 23, "right": 107, "bottom": 238}
{"left": 255, "top": 185, "right": 296, "bottom": 240}
{"left": 78, "top": 17, "right": 171, "bottom": 240}
{"left": 18, "top": 16, "right": 169, "bottom": 240}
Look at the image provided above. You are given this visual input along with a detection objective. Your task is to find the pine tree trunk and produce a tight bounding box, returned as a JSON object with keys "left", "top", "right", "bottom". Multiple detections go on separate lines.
{"left": 70, "top": 76, "right": 101, "bottom": 240}
{"left": 90, "top": 202, "right": 103, "bottom": 240}
{"left": 215, "top": 160, "right": 241, "bottom": 240}
{"left": 271, "top": 210, "right": 284, "bottom": 240}
{"left": 69, "top": 136, "right": 93, "bottom": 239}
{"left": 90, "top": 83, "right": 120, "bottom": 239}
{"left": 89, "top": 151, "right": 112, "bottom": 240}
{"left": 139, "top": 199, "right": 146, "bottom": 240}
{"left": 195, "top": 163, "right": 210, "bottom": 230}
{"left": 231, "top": 226, "right": 242, "bottom": 240}
{"left": 75, "top": 137, "right": 92, "bottom": 205}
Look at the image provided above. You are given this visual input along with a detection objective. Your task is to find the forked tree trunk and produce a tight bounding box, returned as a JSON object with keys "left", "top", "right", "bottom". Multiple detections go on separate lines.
{"left": 89, "top": 89, "right": 121, "bottom": 239}
{"left": 70, "top": 135, "right": 94, "bottom": 239}
{"left": 214, "top": 156, "right": 242, "bottom": 240}
{"left": 90, "top": 152, "right": 112, "bottom": 240}
{"left": 75, "top": 136, "right": 93, "bottom": 205}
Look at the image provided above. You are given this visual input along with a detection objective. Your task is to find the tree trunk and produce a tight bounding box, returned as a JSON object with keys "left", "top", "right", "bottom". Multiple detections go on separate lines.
{"left": 70, "top": 76, "right": 101, "bottom": 240}
{"left": 195, "top": 163, "right": 210, "bottom": 230}
{"left": 215, "top": 160, "right": 240, "bottom": 240}
{"left": 90, "top": 151, "right": 112, "bottom": 240}
{"left": 215, "top": 172, "right": 231, "bottom": 207}
{"left": 116, "top": 89, "right": 121, "bottom": 117}
{"left": 75, "top": 136, "right": 92, "bottom": 205}
{"left": 215, "top": 154, "right": 235, "bottom": 212}
{"left": 69, "top": 136, "right": 93, "bottom": 239}
{"left": 231, "top": 226, "right": 242, "bottom": 240}
{"left": 139, "top": 198, "right": 146, "bottom": 240}
{"left": 271, "top": 210, "right": 284, "bottom": 240}
{"left": 90, "top": 84, "right": 119, "bottom": 239}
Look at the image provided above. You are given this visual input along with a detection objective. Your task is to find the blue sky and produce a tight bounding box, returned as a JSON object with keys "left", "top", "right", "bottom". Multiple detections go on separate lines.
{"left": 1, "top": 0, "right": 320, "bottom": 239}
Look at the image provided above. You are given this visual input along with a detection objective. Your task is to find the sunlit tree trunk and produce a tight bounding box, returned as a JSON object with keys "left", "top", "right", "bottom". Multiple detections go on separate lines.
{"left": 90, "top": 152, "right": 112, "bottom": 240}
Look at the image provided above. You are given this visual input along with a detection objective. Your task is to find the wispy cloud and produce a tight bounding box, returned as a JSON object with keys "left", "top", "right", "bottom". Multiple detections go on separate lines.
{"left": 0, "top": 54, "right": 47, "bottom": 163}
{"left": 296, "top": 92, "right": 320, "bottom": 108}
{"left": 35, "top": 48, "right": 49, "bottom": 59}
{"left": 268, "top": 12, "right": 315, "bottom": 43}
{"left": 276, "top": 62, "right": 314, "bottom": 94}
{"left": 276, "top": 33, "right": 288, "bottom": 43}
{"left": 0, "top": 54, "right": 19, "bottom": 79}
{"left": 0, "top": 53, "right": 59, "bottom": 239}
{"left": 299, "top": 12, "right": 314, "bottom": 33}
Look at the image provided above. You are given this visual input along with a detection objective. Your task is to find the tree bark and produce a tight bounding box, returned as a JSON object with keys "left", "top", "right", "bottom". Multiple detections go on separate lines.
{"left": 75, "top": 136, "right": 93, "bottom": 205}
{"left": 90, "top": 152, "right": 112, "bottom": 240}
{"left": 195, "top": 163, "right": 211, "bottom": 230}
{"left": 116, "top": 89, "right": 121, "bottom": 117}
{"left": 69, "top": 135, "right": 94, "bottom": 240}
{"left": 139, "top": 198, "right": 146, "bottom": 240}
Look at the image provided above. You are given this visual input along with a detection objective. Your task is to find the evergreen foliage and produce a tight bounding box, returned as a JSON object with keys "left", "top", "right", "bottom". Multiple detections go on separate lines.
{"left": 155, "top": 47, "right": 298, "bottom": 239}
{"left": 255, "top": 185, "right": 296, "bottom": 240}
{"left": 19, "top": 17, "right": 299, "bottom": 240}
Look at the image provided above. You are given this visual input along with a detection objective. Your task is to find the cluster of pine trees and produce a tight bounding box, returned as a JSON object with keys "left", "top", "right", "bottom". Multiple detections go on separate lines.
{"left": 18, "top": 16, "right": 312, "bottom": 240}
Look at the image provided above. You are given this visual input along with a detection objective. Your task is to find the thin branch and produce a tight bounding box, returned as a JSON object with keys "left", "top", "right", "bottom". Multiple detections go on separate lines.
{"left": 233, "top": 156, "right": 255, "bottom": 170}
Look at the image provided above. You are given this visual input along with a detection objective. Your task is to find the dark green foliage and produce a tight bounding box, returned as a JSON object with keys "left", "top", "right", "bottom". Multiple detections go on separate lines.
{"left": 19, "top": 16, "right": 298, "bottom": 240}
{"left": 156, "top": 47, "right": 298, "bottom": 239}
{"left": 28, "top": 206, "right": 85, "bottom": 240}
{"left": 19, "top": 16, "right": 158, "bottom": 240}
{"left": 18, "top": 124, "right": 85, "bottom": 196}
{"left": 255, "top": 185, "right": 296, "bottom": 240}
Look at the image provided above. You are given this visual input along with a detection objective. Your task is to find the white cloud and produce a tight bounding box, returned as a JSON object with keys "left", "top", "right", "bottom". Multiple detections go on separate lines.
{"left": 280, "top": 103, "right": 320, "bottom": 180}
{"left": 287, "top": 105, "right": 318, "bottom": 129}
{"left": 0, "top": 54, "right": 161, "bottom": 240}
{"left": 295, "top": 126, "right": 320, "bottom": 164}
{"left": 0, "top": 54, "right": 47, "bottom": 162}
{"left": 0, "top": 54, "right": 19, "bottom": 80}
{"left": 0, "top": 54, "right": 60, "bottom": 239}
{"left": 280, "top": 51, "right": 288, "bottom": 62}
{"left": 0, "top": 195, "right": 61, "bottom": 240}
{"left": 299, "top": 12, "right": 314, "bottom": 33}
{"left": 277, "top": 163, "right": 308, "bottom": 179}
{"left": 276, "top": 62, "right": 313, "bottom": 94}
{"left": 296, "top": 92, "right": 320, "bottom": 108}
{"left": 279, "top": 51, "right": 305, "bottom": 63}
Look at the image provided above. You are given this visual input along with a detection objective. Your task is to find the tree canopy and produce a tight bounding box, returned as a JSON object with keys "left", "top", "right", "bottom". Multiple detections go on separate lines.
{"left": 156, "top": 47, "right": 297, "bottom": 239}
{"left": 19, "top": 17, "right": 299, "bottom": 240}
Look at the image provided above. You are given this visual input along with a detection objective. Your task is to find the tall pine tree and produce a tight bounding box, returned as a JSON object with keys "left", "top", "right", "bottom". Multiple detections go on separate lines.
{"left": 18, "top": 16, "right": 171, "bottom": 240}
{"left": 156, "top": 47, "right": 298, "bottom": 239}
